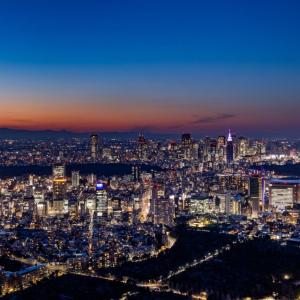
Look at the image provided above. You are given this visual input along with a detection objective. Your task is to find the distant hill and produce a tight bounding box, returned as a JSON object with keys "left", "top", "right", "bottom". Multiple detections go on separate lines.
{"left": 0, "top": 128, "right": 83, "bottom": 139}
{"left": 0, "top": 128, "right": 179, "bottom": 140}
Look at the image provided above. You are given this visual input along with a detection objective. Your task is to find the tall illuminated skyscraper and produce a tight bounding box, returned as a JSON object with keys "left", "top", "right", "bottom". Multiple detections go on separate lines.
{"left": 217, "top": 135, "right": 226, "bottom": 160}
{"left": 51, "top": 163, "right": 67, "bottom": 215}
{"left": 90, "top": 134, "right": 99, "bottom": 161}
{"left": 238, "top": 137, "right": 248, "bottom": 157}
{"left": 96, "top": 181, "right": 108, "bottom": 218}
{"left": 226, "top": 129, "right": 234, "bottom": 163}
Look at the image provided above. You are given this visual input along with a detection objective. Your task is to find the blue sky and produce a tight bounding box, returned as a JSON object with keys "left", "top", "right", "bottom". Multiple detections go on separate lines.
{"left": 0, "top": 0, "right": 300, "bottom": 136}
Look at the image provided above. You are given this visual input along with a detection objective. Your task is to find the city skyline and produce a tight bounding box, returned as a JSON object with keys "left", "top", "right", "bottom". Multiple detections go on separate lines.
{"left": 1, "top": 1, "right": 300, "bottom": 137}
{"left": 2, "top": 2, "right": 300, "bottom": 298}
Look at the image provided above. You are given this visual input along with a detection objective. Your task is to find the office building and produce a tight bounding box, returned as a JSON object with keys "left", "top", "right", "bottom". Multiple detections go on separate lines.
{"left": 50, "top": 163, "right": 67, "bottom": 215}
{"left": 90, "top": 134, "right": 99, "bottom": 161}
{"left": 71, "top": 171, "right": 80, "bottom": 187}
{"left": 226, "top": 129, "right": 234, "bottom": 163}
{"left": 269, "top": 179, "right": 300, "bottom": 211}
{"left": 96, "top": 181, "right": 108, "bottom": 217}
{"left": 249, "top": 175, "right": 265, "bottom": 217}
{"left": 137, "top": 133, "right": 148, "bottom": 161}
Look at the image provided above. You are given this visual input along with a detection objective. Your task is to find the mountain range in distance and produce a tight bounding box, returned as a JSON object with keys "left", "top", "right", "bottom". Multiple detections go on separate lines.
{"left": 0, "top": 128, "right": 180, "bottom": 140}
{"left": 1, "top": 128, "right": 296, "bottom": 140}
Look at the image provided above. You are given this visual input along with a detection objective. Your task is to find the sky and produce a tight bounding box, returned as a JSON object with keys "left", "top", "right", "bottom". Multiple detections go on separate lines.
{"left": 0, "top": 0, "right": 300, "bottom": 137}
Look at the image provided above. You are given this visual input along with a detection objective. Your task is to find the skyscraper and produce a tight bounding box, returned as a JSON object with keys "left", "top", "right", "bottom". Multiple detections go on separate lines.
{"left": 96, "top": 181, "right": 108, "bottom": 218}
{"left": 217, "top": 135, "right": 226, "bottom": 161}
{"left": 151, "top": 183, "right": 174, "bottom": 225}
{"left": 71, "top": 170, "right": 80, "bottom": 187}
{"left": 181, "top": 133, "right": 192, "bottom": 145}
{"left": 192, "top": 142, "right": 199, "bottom": 160}
{"left": 53, "top": 163, "right": 65, "bottom": 178}
{"left": 51, "top": 163, "right": 67, "bottom": 215}
{"left": 249, "top": 175, "right": 264, "bottom": 217}
{"left": 90, "top": 134, "right": 99, "bottom": 161}
{"left": 238, "top": 137, "right": 248, "bottom": 157}
{"left": 225, "top": 193, "right": 232, "bottom": 215}
{"left": 132, "top": 164, "right": 141, "bottom": 182}
{"left": 181, "top": 133, "right": 192, "bottom": 160}
{"left": 137, "top": 133, "right": 147, "bottom": 161}
{"left": 226, "top": 129, "right": 234, "bottom": 163}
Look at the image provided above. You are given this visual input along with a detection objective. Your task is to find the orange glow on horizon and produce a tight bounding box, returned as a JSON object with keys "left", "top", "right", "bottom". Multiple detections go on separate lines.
{"left": 0, "top": 95, "right": 296, "bottom": 133}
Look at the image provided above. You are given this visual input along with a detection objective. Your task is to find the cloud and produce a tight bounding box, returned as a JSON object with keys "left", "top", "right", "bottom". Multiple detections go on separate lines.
{"left": 192, "top": 113, "right": 236, "bottom": 124}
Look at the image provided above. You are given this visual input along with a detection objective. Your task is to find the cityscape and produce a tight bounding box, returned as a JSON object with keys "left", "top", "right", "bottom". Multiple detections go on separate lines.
{"left": 0, "top": 133, "right": 300, "bottom": 299}
{"left": 1, "top": 1, "right": 300, "bottom": 300}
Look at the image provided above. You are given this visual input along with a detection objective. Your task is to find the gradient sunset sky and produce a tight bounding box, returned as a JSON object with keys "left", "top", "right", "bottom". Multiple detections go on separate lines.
{"left": 0, "top": 0, "right": 300, "bottom": 137}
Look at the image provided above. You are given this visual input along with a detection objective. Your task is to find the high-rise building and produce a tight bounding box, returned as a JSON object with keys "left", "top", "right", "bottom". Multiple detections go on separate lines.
{"left": 269, "top": 179, "right": 300, "bottom": 211}
{"left": 90, "top": 134, "right": 99, "bottom": 161}
{"left": 150, "top": 182, "right": 174, "bottom": 225}
{"left": 215, "top": 193, "right": 231, "bottom": 214}
{"left": 256, "top": 141, "right": 266, "bottom": 156}
{"left": 29, "top": 174, "right": 34, "bottom": 186}
{"left": 152, "top": 197, "right": 174, "bottom": 226}
{"left": 111, "top": 197, "right": 122, "bottom": 220}
{"left": 88, "top": 173, "right": 96, "bottom": 186}
{"left": 53, "top": 163, "right": 65, "bottom": 178}
{"left": 96, "top": 181, "right": 108, "bottom": 217}
{"left": 232, "top": 197, "right": 242, "bottom": 215}
{"left": 153, "top": 197, "right": 175, "bottom": 226}
{"left": 139, "top": 187, "right": 151, "bottom": 222}
{"left": 270, "top": 185, "right": 293, "bottom": 211}
{"left": 192, "top": 142, "right": 199, "bottom": 160}
{"left": 202, "top": 137, "right": 211, "bottom": 161}
{"left": 217, "top": 135, "right": 226, "bottom": 160}
{"left": 225, "top": 193, "right": 232, "bottom": 215}
{"left": 238, "top": 137, "right": 248, "bottom": 157}
{"left": 249, "top": 175, "right": 265, "bottom": 217}
{"left": 71, "top": 170, "right": 80, "bottom": 187}
{"left": 226, "top": 129, "right": 234, "bottom": 163}
{"left": 181, "top": 133, "right": 192, "bottom": 145}
{"left": 217, "top": 136, "right": 226, "bottom": 148}
{"left": 137, "top": 133, "right": 148, "bottom": 161}
{"left": 33, "top": 188, "right": 44, "bottom": 205}
{"left": 50, "top": 163, "right": 67, "bottom": 215}
{"left": 33, "top": 188, "right": 46, "bottom": 216}
{"left": 181, "top": 133, "right": 192, "bottom": 160}
{"left": 53, "top": 178, "right": 66, "bottom": 200}
{"left": 36, "top": 202, "right": 47, "bottom": 217}
{"left": 132, "top": 165, "right": 141, "bottom": 182}
{"left": 209, "top": 140, "right": 217, "bottom": 162}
